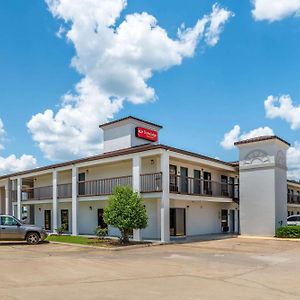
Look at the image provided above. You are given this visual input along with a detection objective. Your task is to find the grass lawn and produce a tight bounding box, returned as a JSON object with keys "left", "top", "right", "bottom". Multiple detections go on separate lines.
{"left": 46, "top": 235, "right": 149, "bottom": 247}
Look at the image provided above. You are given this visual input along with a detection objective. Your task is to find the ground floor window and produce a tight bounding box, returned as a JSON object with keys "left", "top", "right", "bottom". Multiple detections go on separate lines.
{"left": 61, "top": 209, "right": 69, "bottom": 231}
{"left": 170, "top": 208, "right": 186, "bottom": 236}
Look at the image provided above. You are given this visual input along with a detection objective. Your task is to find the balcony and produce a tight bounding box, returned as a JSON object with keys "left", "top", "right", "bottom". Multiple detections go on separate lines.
{"left": 288, "top": 194, "right": 300, "bottom": 204}
{"left": 140, "top": 172, "right": 162, "bottom": 193}
{"left": 169, "top": 175, "right": 239, "bottom": 200}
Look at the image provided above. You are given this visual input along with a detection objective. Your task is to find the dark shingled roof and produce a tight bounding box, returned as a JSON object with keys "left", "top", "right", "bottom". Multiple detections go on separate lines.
{"left": 234, "top": 135, "right": 290, "bottom": 147}
{"left": 99, "top": 116, "right": 163, "bottom": 129}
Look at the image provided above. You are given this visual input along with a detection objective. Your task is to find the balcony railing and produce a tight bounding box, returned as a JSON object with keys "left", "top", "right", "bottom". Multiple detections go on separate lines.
{"left": 22, "top": 186, "right": 53, "bottom": 201}
{"left": 140, "top": 172, "right": 162, "bottom": 193}
{"left": 78, "top": 175, "right": 132, "bottom": 197}
{"left": 58, "top": 183, "right": 72, "bottom": 199}
{"left": 169, "top": 175, "right": 239, "bottom": 199}
{"left": 288, "top": 194, "right": 300, "bottom": 204}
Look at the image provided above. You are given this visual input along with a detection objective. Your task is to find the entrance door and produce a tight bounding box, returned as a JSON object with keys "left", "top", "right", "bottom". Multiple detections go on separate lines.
{"left": 169, "top": 165, "right": 178, "bottom": 192}
{"left": 78, "top": 172, "right": 86, "bottom": 196}
{"left": 229, "top": 210, "right": 235, "bottom": 233}
{"left": 170, "top": 208, "right": 186, "bottom": 236}
{"left": 44, "top": 210, "right": 51, "bottom": 231}
{"left": 193, "top": 170, "right": 201, "bottom": 194}
{"left": 61, "top": 209, "right": 69, "bottom": 231}
{"left": 203, "top": 172, "right": 212, "bottom": 195}
{"left": 97, "top": 209, "right": 107, "bottom": 229}
{"left": 180, "top": 167, "right": 188, "bottom": 194}
{"left": 221, "top": 209, "right": 229, "bottom": 232}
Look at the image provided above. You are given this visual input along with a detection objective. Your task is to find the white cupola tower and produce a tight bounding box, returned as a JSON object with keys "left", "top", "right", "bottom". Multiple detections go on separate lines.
{"left": 99, "top": 116, "right": 162, "bottom": 153}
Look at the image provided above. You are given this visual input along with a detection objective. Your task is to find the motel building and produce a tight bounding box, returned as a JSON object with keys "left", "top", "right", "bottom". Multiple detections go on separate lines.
{"left": 0, "top": 116, "right": 299, "bottom": 242}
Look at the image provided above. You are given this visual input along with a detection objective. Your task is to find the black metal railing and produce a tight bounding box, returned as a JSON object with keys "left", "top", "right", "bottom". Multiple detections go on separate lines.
{"left": 140, "top": 172, "right": 162, "bottom": 193}
{"left": 22, "top": 186, "right": 53, "bottom": 201}
{"left": 78, "top": 175, "right": 132, "bottom": 197}
{"left": 58, "top": 183, "right": 72, "bottom": 199}
{"left": 169, "top": 174, "right": 239, "bottom": 199}
{"left": 288, "top": 193, "right": 300, "bottom": 204}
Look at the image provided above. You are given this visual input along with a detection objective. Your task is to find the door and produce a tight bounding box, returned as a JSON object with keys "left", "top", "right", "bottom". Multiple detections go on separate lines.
{"left": 229, "top": 210, "right": 235, "bottom": 233}
{"left": 78, "top": 172, "right": 86, "bottom": 196}
{"left": 221, "top": 209, "right": 229, "bottom": 232}
{"left": 44, "top": 210, "right": 51, "bottom": 231}
{"left": 193, "top": 170, "right": 201, "bottom": 195}
{"left": 0, "top": 216, "right": 23, "bottom": 240}
{"left": 169, "top": 165, "right": 178, "bottom": 192}
{"left": 180, "top": 167, "right": 188, "bottom": 194}
{"left": 97, "top": 209, "right": 107, "bottom": 229}
{"left": 203, "top": 172, "right": 212, "bottom": 195}
{"left": 61, "top": 209, "right": 69, "bottom": 231}
{"left": 170, "top": 208, "right": 186, "bottom": 236}
{"left": 221, "top": 175, "right": 228, "bottom": 196}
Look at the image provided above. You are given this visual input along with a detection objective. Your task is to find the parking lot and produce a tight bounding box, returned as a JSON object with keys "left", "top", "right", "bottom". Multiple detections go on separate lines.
{"left": 0, "top": 237, "right": 300, "bottom": 299}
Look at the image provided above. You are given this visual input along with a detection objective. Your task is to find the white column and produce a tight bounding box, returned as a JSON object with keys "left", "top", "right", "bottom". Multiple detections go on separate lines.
{"left": 17, "top": 177, "right": 22, "bottom": 219}
{"left": 132, "top": 155, "right": 142, "bottom": 241}
{"left": 160, "top": 151, "right": 170, "bottom": 242}
{"left": 5, "top": 180, "right": 11, "bottom": 215}
{"left": 72, "top": 166, "right": 78, "bottom": 236}
{"left": 52, "top": 170, "right": 58, "bottom": 232}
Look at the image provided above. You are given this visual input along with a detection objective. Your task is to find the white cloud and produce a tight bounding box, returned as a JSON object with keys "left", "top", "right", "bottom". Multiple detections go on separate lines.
{"left": 0, "top": 155, "right": 37, "bottom": 176}
{"left": 220, "top": 124, "right": 274, "bottom": 149}
{"left": 264, "top": 95, "right": 300, "bottom": 130}
{"left": 27, "top": 1, "right": 233, "bottom": 161}
{"left": 252, "top": 0, "right": 300, "bottom": 21}
{"left": 0, "top": 119, "right": 37, "bottom": 175}
{"left": 287, "top": 142, "right": 300, "bottom": 180}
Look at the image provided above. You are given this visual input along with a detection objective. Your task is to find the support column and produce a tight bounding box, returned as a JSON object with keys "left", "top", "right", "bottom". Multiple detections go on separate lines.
{"left": 52, "top": 170, "right": 58, "bottom": 233}
{"left": 72, "top": 166, "right": 78, "bottom": 236}
{"left": 17, "top": 177, "right": 22, "bottom": 220}
{"left": 133, "top": 155, "right": 142, "bottom": 241}
{"left": 160, "top": 151, "right": 170, "bottom": 242}
{"left": 5, "top": 180, "right": 11, "bottom": 215}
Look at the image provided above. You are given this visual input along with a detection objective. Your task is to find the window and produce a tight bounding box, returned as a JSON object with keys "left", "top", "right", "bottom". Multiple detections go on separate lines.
{"left": 0, "top": 216, "right": 18, "bottom": 226}
{"left": 221, "top": 175, "right": 228, "bottom": 196}
{"left": 193, "top": 170, "right": 201, "bottom": 194}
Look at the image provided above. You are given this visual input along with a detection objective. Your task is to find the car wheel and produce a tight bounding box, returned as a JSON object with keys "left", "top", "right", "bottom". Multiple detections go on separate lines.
{"left": 26, "top": 232, "right": 40, "bottom": 245}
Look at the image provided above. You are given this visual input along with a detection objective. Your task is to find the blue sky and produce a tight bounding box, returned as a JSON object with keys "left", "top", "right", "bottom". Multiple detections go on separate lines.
{"left": 0, "top": 0, "right": 300, "bottom": 177}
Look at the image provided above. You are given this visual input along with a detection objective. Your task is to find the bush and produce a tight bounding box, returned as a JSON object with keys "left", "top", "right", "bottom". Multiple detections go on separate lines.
{"left": 276, "top": 226, "right": 300, "bottom": 238}
{"left": 56, "top": 224, "right": 67, "bottom": 235}
{"left": 95, "top": 227, "right": 108, "bottom": 239}
{"left": 103, "top": 186, "right": 148, "bottom": 244}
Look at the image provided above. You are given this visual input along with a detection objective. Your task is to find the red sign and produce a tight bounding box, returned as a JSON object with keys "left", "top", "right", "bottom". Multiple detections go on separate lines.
{"left": 135, "top": 127, "right": 158, "bottom": 142}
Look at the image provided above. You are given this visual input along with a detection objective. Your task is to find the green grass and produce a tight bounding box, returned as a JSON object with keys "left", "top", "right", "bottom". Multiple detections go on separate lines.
{"left": 46, "top": 235, "right": 110, "bottom": 246}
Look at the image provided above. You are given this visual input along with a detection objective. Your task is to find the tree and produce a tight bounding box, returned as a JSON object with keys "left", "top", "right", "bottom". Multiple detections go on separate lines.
{"left": 103, "top": 186, "right": 148, "bottom": 244}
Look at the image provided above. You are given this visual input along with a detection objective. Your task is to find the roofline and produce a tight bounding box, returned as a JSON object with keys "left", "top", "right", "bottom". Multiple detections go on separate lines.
{"left": 234, "top": 135, "right": 290, "bottom": 147}
{"left": 287, "top": 179, "right": 300, "bottom": 186}
{"left": 0, "top": 144, "right": 236, "bottom": 180}
{"left": 99, "top": 116, "right": 163, "bottom": 129}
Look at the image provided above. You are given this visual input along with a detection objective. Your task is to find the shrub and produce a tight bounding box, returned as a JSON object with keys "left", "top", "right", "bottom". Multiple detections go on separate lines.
{"left": 95, "top": 227, "right": 108, "bottom": 239}
{"left": 276, "top": 226, "right": 300, "bottom": 238}
{"left": 56, "top": 224, "right": 67, "bottom": 235}
{"left": 103, "top": 186, "right": 148, "bottom": 244}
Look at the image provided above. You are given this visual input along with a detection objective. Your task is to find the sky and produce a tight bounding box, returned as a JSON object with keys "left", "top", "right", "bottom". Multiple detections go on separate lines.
{"left": 0, "top": 0, "right": 300, "bottom": 178}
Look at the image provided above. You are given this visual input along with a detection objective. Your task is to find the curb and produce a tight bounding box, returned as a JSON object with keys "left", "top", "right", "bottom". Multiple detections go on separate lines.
{"left": 238, "top": 235, "right": 300, "bottom": 242}
{"left": 48, "top": 240, "right": 164, "bottom": 251}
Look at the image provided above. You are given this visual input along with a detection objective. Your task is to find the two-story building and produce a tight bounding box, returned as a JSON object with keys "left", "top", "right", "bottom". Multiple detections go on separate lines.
{"left": 0, "top": 116, "right": 297, "bottom": 241}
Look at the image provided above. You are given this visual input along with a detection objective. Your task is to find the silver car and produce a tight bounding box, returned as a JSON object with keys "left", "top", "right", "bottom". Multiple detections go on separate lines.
{"left": 0, "top": 215, "right": 48, "bottom": 245}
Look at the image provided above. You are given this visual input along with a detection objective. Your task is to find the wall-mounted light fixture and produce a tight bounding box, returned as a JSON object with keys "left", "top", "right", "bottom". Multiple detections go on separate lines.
{"left": 89, "top": 206, "right": 92, "bottom": 211}
{"left": 38, "top": 208, "right": 41, "bottom": 212}
{"left": 150, "top": 159, "right": 155, "bottom": 165}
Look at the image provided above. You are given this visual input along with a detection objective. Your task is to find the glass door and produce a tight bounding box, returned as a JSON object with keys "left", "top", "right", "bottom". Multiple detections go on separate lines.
{"left": 180, "top": 167, "right": 188, "bottom": 194}
{"left": 169, "top": 165, "right": 178, "bottom": 192}
{"left": 170, "top": 208, "right": 186, "bottom": 236}
{"left": 203, "top": 172, "right": 212, "bottom": 195}
{"left": 97, "top": 209, "right": 107, "bottom": 229}
{"left": 193, "top": 170, "right": 201, "bottom": 195}
{"left": 221, "top": 209, "right": 229, "bottom": 232}
{"left": 44, "top": 210, "right": 51, "bottom": 231}
{"left": 61, "top": 209, "right": 69, "bottom": 231}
